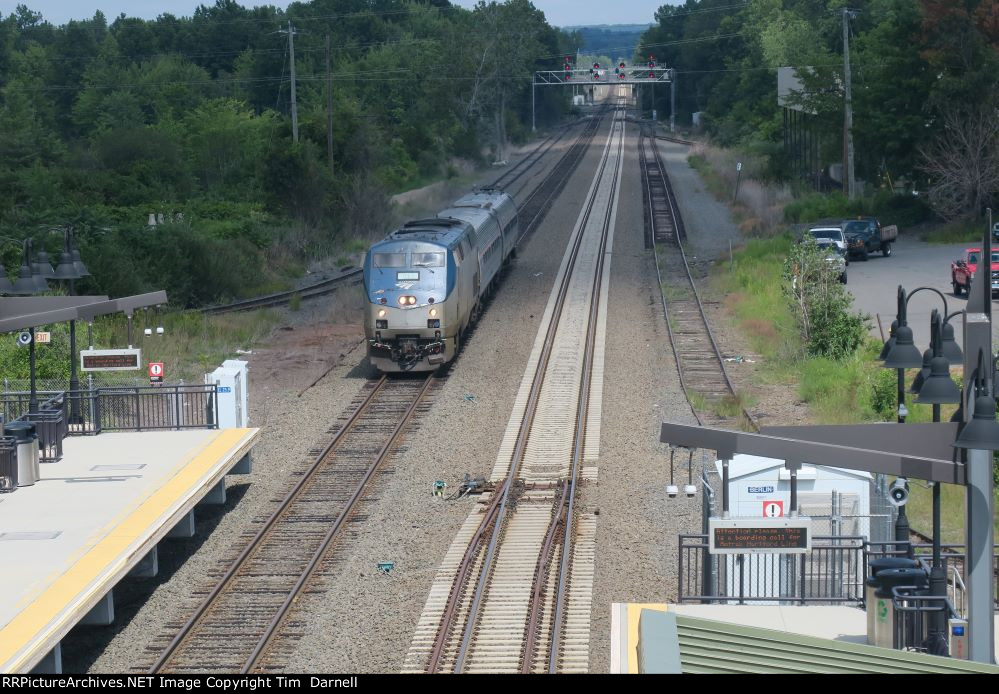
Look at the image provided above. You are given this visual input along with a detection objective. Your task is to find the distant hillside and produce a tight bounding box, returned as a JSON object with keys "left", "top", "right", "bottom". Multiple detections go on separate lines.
{"left": 563, "top": 24, "right": 653, "bottom": 61}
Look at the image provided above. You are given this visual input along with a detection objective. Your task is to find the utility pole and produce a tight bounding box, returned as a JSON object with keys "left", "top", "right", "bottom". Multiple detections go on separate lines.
{"left": 842, "top": 8, "right": 856, "bottom": 199}
{"left": 670, "top": 68, "right": 676, "bottom": 134}
{"left": 279, "top": 21, "right": 299, "bottom": 143}
{"left": 326, "top": 33, "right": 334, "bottom": 174}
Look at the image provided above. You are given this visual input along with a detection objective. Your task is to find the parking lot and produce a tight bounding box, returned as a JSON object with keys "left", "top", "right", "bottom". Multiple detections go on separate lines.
{"left": 844, "top": 234, "right": 999, "bottom": 351}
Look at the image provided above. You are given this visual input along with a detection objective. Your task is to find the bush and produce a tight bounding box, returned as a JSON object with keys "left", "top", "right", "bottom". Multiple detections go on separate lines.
{"left": 784, "top": 190, "right": 934, "bottom": 228}
{"left": 783, "top": 238, "right": 868, "bottom": 359}
{"left": 869, "top": 367, "right": 899, "bottom": 420}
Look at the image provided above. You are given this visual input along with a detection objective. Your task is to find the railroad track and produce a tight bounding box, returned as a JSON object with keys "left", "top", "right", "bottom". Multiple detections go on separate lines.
{"left": 203, "top": 270, "right": 363, "bottom": 316}
{"left": 641, "top": 127, "right": 757, "bottom": 431}
{"left": 488, "top": 121, "right": 579, "bottom": 192}
{"left": 514, "top": 108, "right": 606, "bottom": 243}
{"left": 406, "top": 103, "right": 627, "bottom": 674}
{"left": 146, "top": 373, "right": 438, "bottom": 673}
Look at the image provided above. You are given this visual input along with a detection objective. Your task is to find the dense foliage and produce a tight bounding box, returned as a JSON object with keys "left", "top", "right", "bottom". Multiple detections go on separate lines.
{"left": 639, "top": 0, "right": 999, "bottom": 219}
{"left": 783, "top": 238, "right": 867, "bottom": 359}
{"left": 0, "top": 1, "right": 578, "bottom": 306}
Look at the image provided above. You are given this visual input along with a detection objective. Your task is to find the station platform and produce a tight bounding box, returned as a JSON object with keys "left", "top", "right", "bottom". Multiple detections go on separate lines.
{"left": 0, "top": 427, "right": 259, "bottom": 673}
{"left": 610, "top": 603, "right": 999, "bottom": 673}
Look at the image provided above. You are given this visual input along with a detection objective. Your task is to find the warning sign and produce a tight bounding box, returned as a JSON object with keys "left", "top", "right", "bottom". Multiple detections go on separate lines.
{"left": 763, "top": 501, "right": 784, "bottom": 518}
{"left": 148, "top": 362, "right": 164, "bottom": 383}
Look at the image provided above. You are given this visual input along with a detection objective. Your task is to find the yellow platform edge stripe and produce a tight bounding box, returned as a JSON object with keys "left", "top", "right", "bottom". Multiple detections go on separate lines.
{"left": 0, "top": 427, "right": 258, "bottom": 672}
{"left": 627, "top": 603, "right": 667, "bottom": 674}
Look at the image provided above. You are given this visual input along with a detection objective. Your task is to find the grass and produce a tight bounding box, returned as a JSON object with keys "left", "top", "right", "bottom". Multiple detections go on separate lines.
{"left": 923, "top": 218, "right": 983, "bottom": 244}
{"left": 709, "top": 235, "right": 993, "bottom": 541}
{"left": 97, "top": 308, "right": 282, "bottom": 381}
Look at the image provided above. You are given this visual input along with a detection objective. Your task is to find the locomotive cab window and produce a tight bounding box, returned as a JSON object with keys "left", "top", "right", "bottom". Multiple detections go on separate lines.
{"left": 396, "top": 271, "right": 420, "bottom": 281}
{"left": 373, "top": 252, "right": 406, "bottom": 267}
{"left": 412, "top": 252, "right": 445, "bottom": 267}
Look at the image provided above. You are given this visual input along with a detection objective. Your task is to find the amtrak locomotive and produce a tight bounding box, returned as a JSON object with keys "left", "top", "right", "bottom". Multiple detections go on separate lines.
{"left": 363, "top": 188, "right": 519, "bottom": 372}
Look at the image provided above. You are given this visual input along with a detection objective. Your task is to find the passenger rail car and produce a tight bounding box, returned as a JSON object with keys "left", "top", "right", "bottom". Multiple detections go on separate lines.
{"left": 363, "top": 189, "right": 519, "bottom": 372}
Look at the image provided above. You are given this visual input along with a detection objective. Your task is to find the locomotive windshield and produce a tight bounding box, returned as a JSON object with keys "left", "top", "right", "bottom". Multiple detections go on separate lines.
{"left": 373, "top": 252, "right": 406, "bottom": 267}
{"left": 412, "top": 252, "right": 445, "bottom": 267}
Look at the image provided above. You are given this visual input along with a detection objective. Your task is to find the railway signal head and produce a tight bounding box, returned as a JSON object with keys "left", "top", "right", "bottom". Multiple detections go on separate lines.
{"left": 649, "top": 71, "right": 655, "bottom": 78}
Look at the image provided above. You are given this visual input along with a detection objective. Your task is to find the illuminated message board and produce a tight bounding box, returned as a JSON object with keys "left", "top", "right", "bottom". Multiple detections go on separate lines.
{"left": 709, "top": 518, "right": 811, "bottom": 555}
{"left": 80, "top": 348, "right": 142, "bottom": 372}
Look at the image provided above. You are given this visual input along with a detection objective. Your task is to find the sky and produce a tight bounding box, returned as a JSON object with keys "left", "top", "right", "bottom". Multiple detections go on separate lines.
{"left": 1, "top": 1, "right": 668, "bottom": 28}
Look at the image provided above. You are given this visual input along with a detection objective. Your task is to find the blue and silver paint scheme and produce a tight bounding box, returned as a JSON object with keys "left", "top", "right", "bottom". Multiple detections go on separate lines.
{"left": 362, "top": 189, "right": 519, "bottom": 372}
{"left": 363, "top": 221, "right": 467, "bottom": 371}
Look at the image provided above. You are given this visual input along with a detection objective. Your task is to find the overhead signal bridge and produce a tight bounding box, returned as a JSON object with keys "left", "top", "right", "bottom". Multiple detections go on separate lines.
{"left": 534, "top": 66, "right": 674, "bottom": 86}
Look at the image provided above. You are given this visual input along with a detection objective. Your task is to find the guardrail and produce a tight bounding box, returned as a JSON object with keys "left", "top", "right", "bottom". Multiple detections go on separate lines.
{"left": 0, "top": 384, "right": 219, "bottom": 466}
{"left": 0, "top": 436, "right": 16, "bottom": 491}
{"left": 678, "top": 534, "right": 866, "bottom": 605}
{"left": 892, "top": 586, "right": 954, "bottom": 655}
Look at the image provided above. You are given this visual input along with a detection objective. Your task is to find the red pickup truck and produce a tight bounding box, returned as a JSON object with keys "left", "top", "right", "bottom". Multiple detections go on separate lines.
{"left": 951, "top": 248, "right": 999, "bottom": 296}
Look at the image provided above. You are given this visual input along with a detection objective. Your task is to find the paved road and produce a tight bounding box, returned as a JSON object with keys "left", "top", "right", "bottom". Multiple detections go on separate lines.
{"left": 844, "top": 235, "right": 999, "bottom": 353}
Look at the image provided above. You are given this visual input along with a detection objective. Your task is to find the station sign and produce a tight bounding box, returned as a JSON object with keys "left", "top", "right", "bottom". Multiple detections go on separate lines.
{"left": 148, "top": 362, "right": 164, "bottom": 383}
{"left": 709, "top": 517, "right": 810, "bottom": 555}
{"left": 80, "top": 348, "right": 142, "bottom": 372}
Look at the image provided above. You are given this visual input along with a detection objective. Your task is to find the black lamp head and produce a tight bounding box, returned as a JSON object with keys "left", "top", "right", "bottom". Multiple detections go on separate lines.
{"left": 916, "top": 356, "right": 961, "bottom": 404}
{"left": 10, "top": 262, "right": 38, "bottom": 295}
{"left": 0, "top": 264, "right": 12, "bottom": 294}
{"left": 71, "top": 247, "right": 90, "bottom": 277}
{"left": 53, "top": 250, "right": 80, "bottom": 280}
{"left": 879, "top": 320, "right": 899, "bottom": 361}
{"left": 883, "top": 324, "right": 924, "bottom": 369}
{"left": 910, "top": 348, "right": 933, "bottom": 394}
{"left": 940, "top": 321, "right": 963, "bottom": 364}
{"left": 953, "top": 393, "right": 999, "bottom": 450}
{"left": 33, "top": 249, "right": 56, "bottom": 279}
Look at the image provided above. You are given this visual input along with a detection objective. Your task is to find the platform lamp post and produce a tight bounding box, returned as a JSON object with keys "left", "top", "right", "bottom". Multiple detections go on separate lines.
{"left": 53, "top": 228, "right": 89, "bottom": 425}
{"left": 881, "top": 285, "right": 953, "bottom": 559}
{"left": 911, "top": 309, "right": 962, "bottom": 654}
{"left": 7, "top": 239, "right": 53, "bottom": 414}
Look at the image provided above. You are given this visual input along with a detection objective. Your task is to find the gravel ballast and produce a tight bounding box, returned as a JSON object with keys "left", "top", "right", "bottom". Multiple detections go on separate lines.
{"left": 61, "top": 113, "right": 611, "bottom": 673}
{"left": 584, "top": 121, "right": 703, "bottom": 673}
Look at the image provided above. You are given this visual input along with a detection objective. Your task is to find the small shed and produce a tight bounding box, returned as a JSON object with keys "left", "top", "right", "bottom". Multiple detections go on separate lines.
{"left": 714, "top": 454, "right": 874, "bottom": 540}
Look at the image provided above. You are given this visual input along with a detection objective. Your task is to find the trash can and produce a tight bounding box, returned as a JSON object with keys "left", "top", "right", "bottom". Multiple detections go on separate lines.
{"left": 866, "top": 557, "right": 920, "bottom": 644}
{"left": 5, "top": 422, "right": 39, "bottom": 487}
{"left": 871, "top": 567, "right": 928, "bottom": 649}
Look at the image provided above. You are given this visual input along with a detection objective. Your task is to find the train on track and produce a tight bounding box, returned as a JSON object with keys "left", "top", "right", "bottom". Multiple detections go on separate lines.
{"left": 363, "top": 188, "right": 519, "bottom": 372}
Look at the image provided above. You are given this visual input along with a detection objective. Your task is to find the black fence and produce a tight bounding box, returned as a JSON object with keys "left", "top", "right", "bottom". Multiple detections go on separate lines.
{"left": 678, "top": 534, "right": 866, "bottom": 605}
{"left": 0, "top": 384, "right": 218, "bottom": 467}
{"left": 0, "top": 436, "right": 15, "bottom": 491}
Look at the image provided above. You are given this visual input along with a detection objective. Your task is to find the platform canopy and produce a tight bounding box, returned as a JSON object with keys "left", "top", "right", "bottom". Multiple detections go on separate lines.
{"left": 0, "top": 291, "right": 168, "bottom": 333}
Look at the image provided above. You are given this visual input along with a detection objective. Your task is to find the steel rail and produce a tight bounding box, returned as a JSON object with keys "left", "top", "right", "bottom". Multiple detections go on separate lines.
{"left": 642, "top": 128, "right": 757, "bottom": 431}
{"left": 243, "top": 372, "right": 437, "bottom": 672}
{"left": 424, "top": 487, "right": 505, "bottom": 673}
{"left": 423, "top": 112, "right": 610, "bottom": 674}
{"left": 450, "top": 109, "right": 619, "bottom": 674}
{"left": 547, "top": 123, "right": 623, "bottom": 672}
{"left": 149, "top": 372, "right": 434, "bottom": 672}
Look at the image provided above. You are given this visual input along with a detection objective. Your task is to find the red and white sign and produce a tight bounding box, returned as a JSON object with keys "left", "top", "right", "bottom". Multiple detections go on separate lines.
{"left": 763, "top": 501, "right": 784, "bottom": 518}
{"left": 148, "top": 362, "right": 164, "bottom": 383}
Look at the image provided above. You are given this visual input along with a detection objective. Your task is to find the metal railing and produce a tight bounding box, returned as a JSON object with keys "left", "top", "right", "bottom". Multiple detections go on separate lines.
{"left": 866, "top": 540, "right": 999, "bottom": 610}
{"left": 678, "top": 534, "right": 866, "bottom": 605}
{"left": 892, "top": 586, "right": 954, "bottom": 655}
{"left": 0, "top": 385, "right": 218, "bottom": 468}
{"left": 0, "top": 436, "right": 16, "bottom": 492}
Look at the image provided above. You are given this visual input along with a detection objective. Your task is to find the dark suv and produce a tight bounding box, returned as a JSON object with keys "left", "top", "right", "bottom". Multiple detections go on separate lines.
{"left": 842, "top": 217, "right": 893, "bottom": 260}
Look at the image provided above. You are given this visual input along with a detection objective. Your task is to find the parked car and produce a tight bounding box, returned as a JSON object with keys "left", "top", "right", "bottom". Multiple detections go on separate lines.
{"left": 841, "top": 216, "right": 897, "bottom": 260}
{"left": 806, "top": 226, "right": 849, "bottom": 258}
{"left": 951, "top": 248, "right": 999, "bottom": 297}
{"left": 801, "top": 228, "right": 848, "bottom": 284}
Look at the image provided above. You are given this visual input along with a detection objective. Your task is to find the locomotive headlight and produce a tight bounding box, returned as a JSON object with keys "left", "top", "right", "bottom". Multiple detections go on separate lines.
{"left": 428, "top": 308, "right": 438, "bottom": 318}
{"left": 377, "top": 309, "right": 387, "bottom": 318}
{"left": 398, "top": 295, "right": 416, "bottom": 306}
